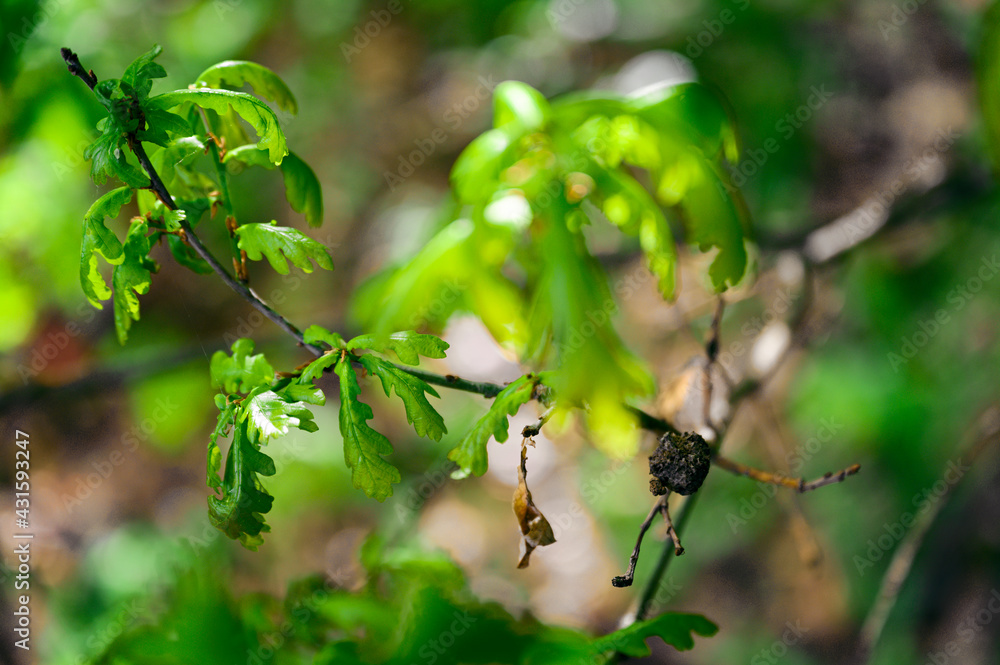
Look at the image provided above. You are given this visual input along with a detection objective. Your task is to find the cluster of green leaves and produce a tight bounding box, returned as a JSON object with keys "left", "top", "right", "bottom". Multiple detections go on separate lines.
{"left": 354, "top": 80, "right": 751, "bottom": 458}
{"left": 207, "top": 329, "right": 453, "bottom": 547}
{"left": 84, "top": 536, "right": 717, "bottom": 664}
{"left": 78, "top": 45, "right": 326, "bottom": 344}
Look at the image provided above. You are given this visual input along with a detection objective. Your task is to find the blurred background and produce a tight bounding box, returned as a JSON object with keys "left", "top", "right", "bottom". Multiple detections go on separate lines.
{"left": 1, "top": 0, "right": 1000, "bottom": 663}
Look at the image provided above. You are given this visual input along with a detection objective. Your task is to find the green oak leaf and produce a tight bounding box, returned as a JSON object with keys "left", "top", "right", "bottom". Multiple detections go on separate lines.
{"left": 335, "top": 358, "right": 401, "bottom": 501}
{"left": 80, "top": 186, "right": 130, "bottom": 307}
{"left": 240, "top": 386, "right": 319, "bottom": 444}
{"left": 590, "top": 612, "right": 718, "bottom": 656}
{"left": 358, "top": 355, "right": 446, "bottom": 441}
{"left": 448, "top": 374, "right": 537, "bottom": 479}
{"left": 223, "top": 147, "right": 324, "bottom": 227}
{"left": 121, "top": 44, "right": 166, "bottom": 100}
{"left": 207, "top": 418, "right": 275, "bottom": 550}
{"left": 149, "top": 88, "right": 288, "bottom": 164}
{"left": 347, "top": 331, "right": 449, "bottom": 366}
{"left": 210, "top": 338, "right": 275, "bottom": 394}
{"left": 195, "top": 60, "right": 298, "bottom": 115}
{"left": 111, "top": 220, "right": 157, "bottom": 344}
{"left": 304, "top": 324, "right": 346, "bottom": 349}
{"left": 235, "top": 222, "right": 334, "bottom": 274}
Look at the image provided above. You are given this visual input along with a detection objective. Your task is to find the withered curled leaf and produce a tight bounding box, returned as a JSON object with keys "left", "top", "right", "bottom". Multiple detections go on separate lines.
{"left": 513, "top": 442, "right": 556, "bottom": 568}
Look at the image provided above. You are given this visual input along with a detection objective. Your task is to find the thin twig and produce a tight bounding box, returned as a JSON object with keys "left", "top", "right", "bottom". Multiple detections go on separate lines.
{"left": 612, "top": 496, "right": 667, "bottom": 588}
{"left": 522, "top": 406, "right": 556, "bottom": 439}
{"left": 713, "top": 454, "right": 861, "bottom": 493}
{"left": 658, "top": 497, "right": 684, "bottom": 555}
{"left": 856, "top": 407, "right": 1000, "bottom": 662}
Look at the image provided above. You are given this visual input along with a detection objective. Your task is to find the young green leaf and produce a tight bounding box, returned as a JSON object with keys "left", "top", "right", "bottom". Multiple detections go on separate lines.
{"left": 335, "top": 359, "right": 401, "bottom": 501}
{"left": 207, "top": 404, "right": 234, "bottom": 490}
{"left": 240, "top": 387, "right": 319, "bottom": 444}
{"left": 280, "top": 152, "right": 324, "bottom": 227}
{"left": 358, "top": 355, "right": 446, "bottom": 441}
{"left": 210, "top": 338, "right": 276, "bottom": 394}
{"left": 223, "top": 147, "right": 324, "bottom": 228}
{"left": 195, "top": 60, "right": 298, "bottom": 115}
{"left": 80, "top": 186, "right": 130, "bottom": 307}
{"left": 304, "top": 324, "right": 346, "bottom": 349}
{"left": 589, "top": 612, "right": 718, "bottom": 656}
{"left": 149, "top": 88, "right": 288, "bottom": 164}
{"left": 235, "top": 222, "right": 334, "bottom": 274}
{"left": 121, "top": 44, "right": 166, "bottom": 100}
{"left": 448, "top": 374, "right": 537, "bottom": 479}
{"left": 111, "top": 220, "right": 157, "bottom": 344}
{"left": 346, "top": 331, "right": 448, "bottom": 366}
{"left": 85, "top": 128, "right": 151, "bottom": 188}
{"left": 207, "top": 418, "right": 276, "bottom": 550}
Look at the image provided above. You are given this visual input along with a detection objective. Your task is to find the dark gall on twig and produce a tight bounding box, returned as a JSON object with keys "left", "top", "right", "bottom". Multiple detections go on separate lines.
{"left": 649, "top": 431, "right": 711, "bottom": 496}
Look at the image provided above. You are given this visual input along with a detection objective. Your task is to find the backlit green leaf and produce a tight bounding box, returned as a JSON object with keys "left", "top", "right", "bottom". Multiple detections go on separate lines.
{"left": 359, "top": 355, "right": 446, "bottom": 441}
{"left": 207, "top": 418, "right": 275, "bottom": 550}
{"left": 336, "top": 359, "right": 401, "bottom": 501}
{"left": 149, "top": 88, "right": 288, "bottom": 164}
{"left": 236, "top": 222, "right": 334, "bottom": 274}
{"left": 347, "top": 330, "right": 448, "bottom": 366}
{"left": 210, "top": 338, "right": 275, "bottom": 394}
{"left": 590, "top": 612, "right": 718, "bottom": 656}
{"left": 240, "top": 387, "right": 318, "bottom": 444}
{"left": 195, "top": 60, "right": 298, "bottom": 115}
{"left": 80, "top": 186, "right": 130, "bottom": 307}
{"left": 111, "top": 220, "right": 157, "bottom": 344}
{"left": 448, "top": 374, "right": 537, "bottom": 479}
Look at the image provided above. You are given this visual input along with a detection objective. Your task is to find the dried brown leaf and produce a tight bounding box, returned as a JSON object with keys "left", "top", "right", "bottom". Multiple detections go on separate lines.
{"left": 513, "top": 442, "right": 555, "bottom": 568}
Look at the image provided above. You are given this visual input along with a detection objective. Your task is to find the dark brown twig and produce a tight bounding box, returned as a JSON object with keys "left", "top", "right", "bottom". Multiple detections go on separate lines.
{"left": 713, "top": 454, "right": 861, "bottom": 492}
{"left": 612, "top": 496, "right": 667, "bottom": 588}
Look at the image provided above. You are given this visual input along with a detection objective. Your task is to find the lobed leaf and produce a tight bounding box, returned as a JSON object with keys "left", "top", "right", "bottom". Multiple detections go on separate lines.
{"left": 240, "top": 387, "right": 319, "bottom": 444}
{"left": 195, "top": 60, "right": 298, "bottom": 114}
{"left": 121, "top": 44, "right": 166, "bottom": 100}
{"left": 111, "top": 220, "right": 157, "bottom": 344}
{"left": 149, "top": 88, "right": 288, "bottom": 164}
{"left": 223, "top": 147, "right": 324, "bottom": 228}
{"left": 207, "top": 418, "right": 276, "bottom": 550}
{"left": 80, "top": 186, "right": 130, "bottom": 307}
{"left": 589, "top": 612, "right": 718, "bottom": 656}
{"left": 235, "top": 222, "right": 334, "bottom": 274}
{"left": 358, "top": 355, "right": 446, "bottom": 441}
{"left": 347, "top": 330, "right": 448, "bottom": 366}
{"left": 335, "top": 359, "right": 401, "bottom": 501}
{"left": 210, "top": 338, "right": 275, "bottom": 394}
{"left": 448, "top": 374, "right": 537, "bottom": 479}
